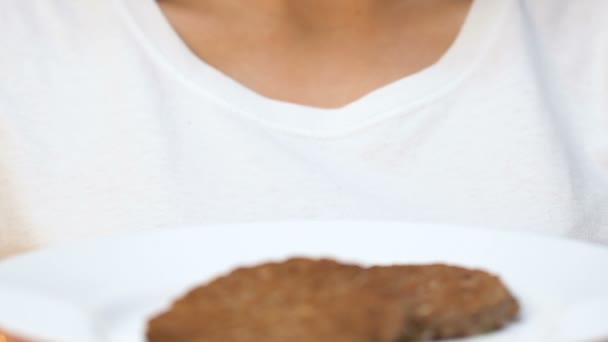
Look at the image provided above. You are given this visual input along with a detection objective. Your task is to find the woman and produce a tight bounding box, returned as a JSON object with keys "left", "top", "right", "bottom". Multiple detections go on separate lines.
{"left": 1, "top": 0, "right": 607, "bottom": 256}
{"left": 0, "top": 0, "right": 607, "bottom": 337}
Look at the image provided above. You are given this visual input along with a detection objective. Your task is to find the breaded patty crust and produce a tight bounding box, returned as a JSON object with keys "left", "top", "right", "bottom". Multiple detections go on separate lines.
{"left": 147, "top": 258, "right": 519, "bottom": 342}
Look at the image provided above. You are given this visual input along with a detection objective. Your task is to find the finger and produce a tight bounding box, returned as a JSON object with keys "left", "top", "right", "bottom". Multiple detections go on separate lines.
{"left": 0, "top": 331, "right": 30, "bottom": 342}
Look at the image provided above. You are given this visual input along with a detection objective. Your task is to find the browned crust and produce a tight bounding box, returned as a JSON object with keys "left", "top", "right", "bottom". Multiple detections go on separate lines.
{"left": 147, "top": 258, "right": 519, "bottom": 342}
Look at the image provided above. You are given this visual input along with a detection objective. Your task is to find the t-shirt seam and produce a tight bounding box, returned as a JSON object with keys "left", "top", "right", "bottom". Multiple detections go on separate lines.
{"left": 112, "top": 0, "right": 508, "bottom": 139}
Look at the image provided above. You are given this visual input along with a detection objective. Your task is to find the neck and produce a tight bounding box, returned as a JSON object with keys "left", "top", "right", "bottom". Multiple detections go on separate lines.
{"left": 165, "top": 0, "right": 417, "bottom": 29}
{"left": 275, "top": 0, "right": 388, "bottom": 26}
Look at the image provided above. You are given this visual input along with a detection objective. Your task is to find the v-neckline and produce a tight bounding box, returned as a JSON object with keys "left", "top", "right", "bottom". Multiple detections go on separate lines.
{"left": 116, "top": 0, "right": 509, "bottom": 136}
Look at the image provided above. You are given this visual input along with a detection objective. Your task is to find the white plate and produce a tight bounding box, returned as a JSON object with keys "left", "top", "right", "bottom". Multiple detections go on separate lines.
{"left": 0, "top": 221, "right": 607, "bottom": 342}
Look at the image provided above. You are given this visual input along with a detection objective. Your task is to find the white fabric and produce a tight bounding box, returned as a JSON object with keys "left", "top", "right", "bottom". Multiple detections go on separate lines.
{"left": 1, "top": 0, "right": 607, "bottom": 258}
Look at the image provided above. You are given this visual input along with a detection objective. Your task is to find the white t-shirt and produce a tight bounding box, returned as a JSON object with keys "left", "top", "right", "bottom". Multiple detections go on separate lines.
{"left": 1, "top": 0, "right": 607, "bottom": 257}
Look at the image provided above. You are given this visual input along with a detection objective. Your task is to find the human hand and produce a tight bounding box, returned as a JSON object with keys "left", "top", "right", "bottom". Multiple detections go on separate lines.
{"left": 0, "top": 330, "right": 32, "bottom": 342}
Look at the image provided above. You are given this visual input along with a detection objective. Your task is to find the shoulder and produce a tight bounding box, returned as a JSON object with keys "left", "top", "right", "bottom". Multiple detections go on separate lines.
{"left": 0, "top": 0, "right": 131, "bottom": 62}
{"left": 0, "top": 0, "right": 122, "bottom": 35}
{"left": 518, "top": 0, "right": 608, "bottom": 36}
{"left": 523, "top": 1, "right": 608, "bottom": 176}
{"left": 0, "top": 0, "right": 136, "bottom": 93}
{"left": 514, "top": 0, "right": 607, "bottom": 73}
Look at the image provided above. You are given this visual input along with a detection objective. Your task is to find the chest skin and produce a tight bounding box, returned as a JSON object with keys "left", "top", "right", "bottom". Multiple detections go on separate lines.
{"left": 157, "top": 0, "right": 473, "bottom": 108}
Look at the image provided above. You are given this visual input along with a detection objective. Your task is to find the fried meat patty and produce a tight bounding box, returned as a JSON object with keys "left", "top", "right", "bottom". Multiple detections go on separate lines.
{"left": 147, "top": 258, "right": 519, "bottom": 342}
